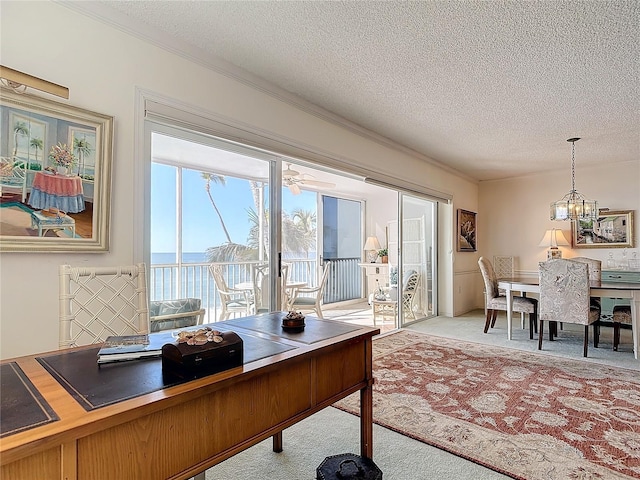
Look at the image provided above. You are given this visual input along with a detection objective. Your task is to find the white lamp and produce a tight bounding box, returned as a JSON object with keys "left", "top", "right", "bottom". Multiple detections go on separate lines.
{"left": 363, "top": 236, "right": 381, "bottom": 263}
{"left": 538, "top": 229, "right": 570, "bottom": 259}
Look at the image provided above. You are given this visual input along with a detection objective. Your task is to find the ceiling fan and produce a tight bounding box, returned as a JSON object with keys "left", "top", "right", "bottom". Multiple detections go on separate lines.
{"left": 282, "top": 163, "right": 336, "bottom": 195}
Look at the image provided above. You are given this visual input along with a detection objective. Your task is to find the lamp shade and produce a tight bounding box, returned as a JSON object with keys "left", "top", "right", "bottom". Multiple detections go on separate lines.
{"left": 363, "top": 236, "right": 382, "bottom": 251}
{"left": 538, "top": 229, "right": 570, "bottom": 248}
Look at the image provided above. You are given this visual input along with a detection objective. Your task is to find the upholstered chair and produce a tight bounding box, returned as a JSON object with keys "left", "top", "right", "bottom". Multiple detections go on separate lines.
{"left": 612, "top": 305, "right": 632, "bottom": 351}
{"left": 538, "top": 259, "right": 600, "bottom": 357}
{"left": 569, "top": 257, "right": 602, "bottom": 346}
{"left": 478, "top": 257, "right": 538, "bottom": 338}
{"left": 149, "top": 298, "right": 205, "bottom": 332}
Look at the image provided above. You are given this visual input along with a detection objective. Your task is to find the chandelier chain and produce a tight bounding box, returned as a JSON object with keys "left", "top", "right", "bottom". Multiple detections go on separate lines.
{"left": 571, "top": 140, "right": 576, "bottom": 193}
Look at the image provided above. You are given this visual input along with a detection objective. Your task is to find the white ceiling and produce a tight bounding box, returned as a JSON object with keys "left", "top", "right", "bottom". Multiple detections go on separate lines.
{"left": 72, "top": 1, "right": 638, "bottom": 181}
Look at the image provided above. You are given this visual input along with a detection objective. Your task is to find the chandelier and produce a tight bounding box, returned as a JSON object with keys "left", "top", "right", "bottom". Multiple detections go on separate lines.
{"left": 550, "top": 138, "right": 597, "bottom": 221}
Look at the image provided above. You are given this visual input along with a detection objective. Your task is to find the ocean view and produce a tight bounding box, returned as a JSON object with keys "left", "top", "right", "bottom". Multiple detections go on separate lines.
{"left": 151, "top": 252, "right": 209, "bottom": 264}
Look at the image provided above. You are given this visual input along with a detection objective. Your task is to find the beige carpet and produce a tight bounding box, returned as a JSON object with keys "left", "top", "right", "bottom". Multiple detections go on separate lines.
{"left": 334, "top": 330, "right": 640, "bottom": 480}
{"left": 205, "top": 406, "right": 508, "bottom": 480}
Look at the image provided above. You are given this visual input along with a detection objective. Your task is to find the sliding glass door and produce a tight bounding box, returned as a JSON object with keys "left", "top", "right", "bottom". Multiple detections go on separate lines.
{"left": 321, "top": 195, "right": 363, "bottom": 304}
{"left": 391, "top": 194, "right": 437, "bottom": 327}
{"left": 146, "top": 122, "right": 280, "bottom": 322}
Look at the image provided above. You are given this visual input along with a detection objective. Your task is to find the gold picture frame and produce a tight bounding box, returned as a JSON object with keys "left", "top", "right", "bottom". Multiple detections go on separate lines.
{"left": 457, "top": 209, "right": 477, "bottom": 252}
{"left": 0, "top": 89, "right": 113, "bottom": 252}
{"left": 572, "top": 209, "right": 634, "bottom": 248}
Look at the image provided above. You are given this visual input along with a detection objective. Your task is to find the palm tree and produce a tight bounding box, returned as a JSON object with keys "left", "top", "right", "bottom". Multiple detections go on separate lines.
{"left": 29, "top": 138, "right": 43, "bottom": 169}
{"left": 12, "top": 121, "right": 29, "bottom": 158}
{"left": 201, "top": 172, "right": 233, "bottom": 244}
{"left": 73, "top": 137, "right": 92, "bottom": 177}
{"left": 290, "top": 209, "right": 316, "bottom": 256}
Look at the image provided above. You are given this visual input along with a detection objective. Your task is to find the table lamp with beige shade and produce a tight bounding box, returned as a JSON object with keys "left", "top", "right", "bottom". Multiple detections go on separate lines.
{"left": 539, "top": 228, "right": 570, "bottom": 259}
{"left": 363, "top": 236, "right": 382, "bottom": 263}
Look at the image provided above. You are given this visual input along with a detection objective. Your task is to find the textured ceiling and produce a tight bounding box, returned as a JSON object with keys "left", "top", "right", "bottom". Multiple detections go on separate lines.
{"left": 78, "top": 1, "right": 638, "bottom": 181}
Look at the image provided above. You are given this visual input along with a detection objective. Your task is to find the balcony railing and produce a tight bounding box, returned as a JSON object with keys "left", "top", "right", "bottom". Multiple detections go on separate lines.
{"left": 149, "top": 257, "right": 362, "bottom": 320}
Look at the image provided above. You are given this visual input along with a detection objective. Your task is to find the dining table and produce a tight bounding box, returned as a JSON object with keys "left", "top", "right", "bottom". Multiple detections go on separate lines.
{"left": 498, "top": 277, "right": 640, "bottom": 360}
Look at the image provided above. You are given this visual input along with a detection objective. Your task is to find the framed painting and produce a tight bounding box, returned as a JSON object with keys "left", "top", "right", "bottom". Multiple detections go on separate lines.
{"left": 457, "top": 209, "right": 477, "bottom": 252}
{"left": 572, "top": 209, "right": 634, "bottom": 248}
{"left": 0, "top": 89, "right": 113, "bottom": 252}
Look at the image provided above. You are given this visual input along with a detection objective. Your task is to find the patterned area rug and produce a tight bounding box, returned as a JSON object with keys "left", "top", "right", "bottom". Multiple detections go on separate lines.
{"left": 334, "top": 330, "right": 640, "bottom": 480}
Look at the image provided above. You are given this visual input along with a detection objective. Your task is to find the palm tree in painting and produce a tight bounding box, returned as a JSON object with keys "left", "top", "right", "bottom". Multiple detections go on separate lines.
{"left": 73, "top": 137, "right": 92, "bottom": 177}
{"left": 29, "top": 138, "right": 44, "bottom": 169}
{"left": 12, "top": 121, "right": 29, "bottom": 158}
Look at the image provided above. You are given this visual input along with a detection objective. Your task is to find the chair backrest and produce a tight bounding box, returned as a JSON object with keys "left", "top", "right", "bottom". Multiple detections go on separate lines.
{"left": 59, "top": 263, "right": 149, "bottom": 348}
{"left": 539, "top": 259, "right": 590, "bottom": 324}
{"left": 209, "top": 264, "right": 231, "bottom": 300}
{"left": 402, "top": 272, "right": 420, "bottom": 309}
{"left": 318, "top": 261, "right": 331, "bottom": 296}
{"left": 149, "top": 297, "right": 205, "bottom": 332}
{"left": 571, "top": 257, "right": 602, "bottom": 282}
{"left": 478, "top": 257, "right": 499, "bottom": 302}
{"left": 493, "top": 255, "right": 515, "bottom": 279}
{"left": 252, "top": 263, "right": 270, "bottom": 313}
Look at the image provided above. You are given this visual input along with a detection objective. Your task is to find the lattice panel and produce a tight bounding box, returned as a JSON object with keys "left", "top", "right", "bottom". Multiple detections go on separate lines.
{"left": 59, "top": 264, "right": 149, "bottom": 348}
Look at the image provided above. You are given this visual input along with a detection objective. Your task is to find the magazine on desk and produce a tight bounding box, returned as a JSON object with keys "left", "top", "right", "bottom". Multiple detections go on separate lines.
{"left": 97, "top": 332, "right": 175, "bottom": 364}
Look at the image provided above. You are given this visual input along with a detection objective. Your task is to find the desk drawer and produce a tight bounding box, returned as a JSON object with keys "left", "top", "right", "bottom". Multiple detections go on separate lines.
{"left": 602, "top": 270, "right": 640, "bottom": 283}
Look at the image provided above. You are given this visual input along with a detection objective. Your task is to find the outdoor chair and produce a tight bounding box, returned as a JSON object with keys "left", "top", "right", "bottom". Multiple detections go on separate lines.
{"left": 478, "top": 257, "right": 538, "bottom": 339}
{"left": 58, "top": 263, "right": 149, "bottom": 348}
{"left": 538, "top": 259, "right": 600, "bottom": 357}
{"left": 401, "top": 271, "right": 421, "bottom": 321}
{"left": 252, "top": 263, "right": 270, "bottom": 314}
{"left": 149, "top": 297, "right": 205, "bottom": 332}
{"left": 209, "top": 263, "right": 251, "bottom": 320}
{"left": 288, "top": 261, "right": 331, "bottom": 318}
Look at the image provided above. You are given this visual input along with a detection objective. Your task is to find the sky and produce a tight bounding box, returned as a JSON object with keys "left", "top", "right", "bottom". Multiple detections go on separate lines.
{"left": 150, "top": 163, "right": 317, "bottom": 254}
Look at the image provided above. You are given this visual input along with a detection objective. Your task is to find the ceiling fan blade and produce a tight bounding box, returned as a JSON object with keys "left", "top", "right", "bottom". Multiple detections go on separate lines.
{"left": 300, "top": 179, "right": 336, "bottom": 188}
{"left": 289, "top": 183, "right": 301, "bottom": 195}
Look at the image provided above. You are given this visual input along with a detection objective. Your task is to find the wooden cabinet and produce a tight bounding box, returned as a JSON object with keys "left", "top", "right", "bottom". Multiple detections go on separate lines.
{"left": 601, "top": 269, "right": 640, "bottom": 317}
{"left": 359, "top": 263, "right": 389, "bottom": 297}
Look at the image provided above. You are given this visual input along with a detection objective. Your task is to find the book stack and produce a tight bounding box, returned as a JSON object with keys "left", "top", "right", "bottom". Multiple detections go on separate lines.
{"left": 97, "top": 332, "right": 175, "bottom": 364}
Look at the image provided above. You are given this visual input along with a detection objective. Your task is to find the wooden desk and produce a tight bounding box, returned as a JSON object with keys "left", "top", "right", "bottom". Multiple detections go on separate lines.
{"left": 498, "top": 278, "right": 640, "bottom": 360}
{"left": 0, "top": 314, "right": 379, "bottom": 479}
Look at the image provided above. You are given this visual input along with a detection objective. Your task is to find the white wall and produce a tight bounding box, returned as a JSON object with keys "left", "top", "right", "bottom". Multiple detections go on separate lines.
{"left": 0, "top": 1, "right": 477, "bottom": 358}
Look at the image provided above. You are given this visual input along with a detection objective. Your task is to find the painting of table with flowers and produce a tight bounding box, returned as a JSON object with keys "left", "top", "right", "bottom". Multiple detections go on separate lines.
{"left": 0, "top": 90, "right": 113, "bottom": 251}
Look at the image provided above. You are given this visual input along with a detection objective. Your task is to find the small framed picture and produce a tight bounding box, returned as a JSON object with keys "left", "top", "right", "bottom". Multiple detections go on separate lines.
{"left": 457, "top": 209, "right": 477, "bottom": 252}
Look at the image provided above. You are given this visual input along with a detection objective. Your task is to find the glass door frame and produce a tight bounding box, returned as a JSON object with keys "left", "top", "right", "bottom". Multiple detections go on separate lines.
{"left": 397, "top": 192, "right": 438, "bottom": 328}
{"left": 143, "top": 120, "right": 284, "bottom": 315}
